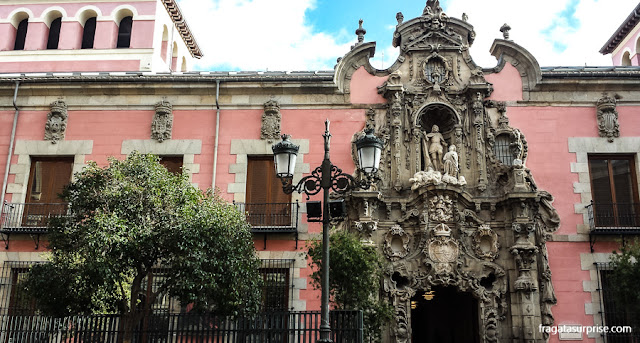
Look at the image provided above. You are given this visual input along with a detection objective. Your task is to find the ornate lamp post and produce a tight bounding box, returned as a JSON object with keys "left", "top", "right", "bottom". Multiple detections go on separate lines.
{"left": 272, "top": 120, "right": 383, "bottom": 342}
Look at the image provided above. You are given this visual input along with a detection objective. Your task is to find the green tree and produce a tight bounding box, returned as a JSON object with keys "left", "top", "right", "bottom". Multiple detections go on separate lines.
{"left": 307, "top": 230, "right": 393, "bottom": 342}
{"left": 23, "top": 153, "right": 261, "bottom": 342}
{"left": 609, "top": 241, "right": 640, "bottom": 330}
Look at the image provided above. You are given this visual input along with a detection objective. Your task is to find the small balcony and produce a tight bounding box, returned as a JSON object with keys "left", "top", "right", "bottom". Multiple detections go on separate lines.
{"left": 1, "top": 202, "right": 68, "bottom": 234}
{"left": 235, "top": 202, "right": 299, "bottom": 249}
{"left": 587, "top": 202, "right": 640, "bottom": 251}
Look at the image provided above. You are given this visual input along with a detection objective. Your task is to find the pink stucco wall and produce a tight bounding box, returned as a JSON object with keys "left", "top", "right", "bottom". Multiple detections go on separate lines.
{"left": 349, "top": 66, "right": 388, "bottom": 104}
{"left": 508, "top": 103, "right": 640, "bottom": 341}
{"left": 485, "top": 62, "right": 523, "bottom": 101}
{"left": 0, "top": 60, "right": 141, "bottom": 72}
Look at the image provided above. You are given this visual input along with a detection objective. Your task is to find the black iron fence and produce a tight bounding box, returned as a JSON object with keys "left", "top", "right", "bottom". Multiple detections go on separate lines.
{"left": 0, "top": 202, "right": 69, "bottom": 234}
{"left": 0, "top": 310, "right": 363, "bottom": 343}
{"left": 234, "top": 202, "right": 299, "bottom": 233}
{"left": 586, "top": 202, "right": 640, "bottom": 233}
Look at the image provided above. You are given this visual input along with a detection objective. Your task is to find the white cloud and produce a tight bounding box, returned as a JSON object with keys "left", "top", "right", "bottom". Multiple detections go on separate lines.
{"left": 177, "top": 0, "right": 353, "bottom": 71}
{"left": 443, "top": 0, "right": 639, "bottom": 67}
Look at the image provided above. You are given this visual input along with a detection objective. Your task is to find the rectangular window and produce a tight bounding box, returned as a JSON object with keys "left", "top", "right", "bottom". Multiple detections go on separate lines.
{"left": 159, "top": 155, "right": 183, "bottom": 175}
{"left": 0, "top": 261, "right": 43, "bottom": 315}
{"left": 260, "top": 259, "right": 293, "bottom": 312}
{"left": 22, "top": 157, "right": 73, "bottom": 229}
{"left": 588, "top": 155, "right": 640, "bottom": 228}
{"left": 596, "top": 263, "right": 640, "bottom": 342}
{"left": 245, "top": 156, "right": 292, "bottom": 227}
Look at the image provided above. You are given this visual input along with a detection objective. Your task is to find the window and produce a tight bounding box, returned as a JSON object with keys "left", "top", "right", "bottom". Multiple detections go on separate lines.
{"left": 493, "top": 134, "right": 514, "bottom": 165}
{"left": 245, "top": 156, "right": 292, "bottom": 228}
{"left": 22, "top": 157, "right": 73, "bottom": 229}
{"left": 0, "top": 261, "right": 44, "bottom": 315}
{"left": 47, "top": 17, "right": 62, "bottom": 50}
{"left": 622, "top": 51, "right": 632, "bottom": 67}
{"left": 596, "top": 263, "right": 640, "bottom": 343}
{"left": 14, "top": 18, "right": 28, "bottom": 51}
{"left": 81, "top": 17, "right": 96, "bottom": 49}
{"left": 140, "top": 267, "right": 176, "bottom": 314}
{"left": 117, "top": 16, "right": 133, "bottom": 48}
{"left": 159, "top": 156, "right": 183, "bottom": 175}
{"left": 259, "top": 259, "right": 293, "bottom": 311}
{"left": 588, "top": 155, "right": 640, "bottom": 228}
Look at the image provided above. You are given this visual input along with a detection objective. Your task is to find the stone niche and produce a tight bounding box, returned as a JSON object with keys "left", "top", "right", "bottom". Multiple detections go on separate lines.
{"left": 337, "top": 1, "right": 559, "bottom": 342}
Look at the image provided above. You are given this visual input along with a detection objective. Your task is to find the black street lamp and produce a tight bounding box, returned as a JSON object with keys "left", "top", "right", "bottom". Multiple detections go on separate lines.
{"left": 272, "top": 119, "right": 382, "bottom": 342}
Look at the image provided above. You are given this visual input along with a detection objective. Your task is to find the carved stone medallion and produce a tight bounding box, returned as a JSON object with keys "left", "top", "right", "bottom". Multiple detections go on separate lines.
{"left": 151, "top": 100, "right": 173, "bottom": 142}
{"left": 473, "top": 224, "right": 499, "bottom": 260}
{"left": 261, "top": 99, "right": 281, "bottom": 142}
{"left": 44, "top": 100, "right": 68, "bottom": 144}
{"left": 384, "top": 225, "right": 411, "bottom": 261}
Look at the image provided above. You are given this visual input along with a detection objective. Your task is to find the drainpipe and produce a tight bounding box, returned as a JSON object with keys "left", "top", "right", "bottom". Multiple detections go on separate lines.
{"left": 1, "top": 81, "right": 21, "bottom": 209}
{"left": 211, "top": 80, "right": 220, "bottom": 190}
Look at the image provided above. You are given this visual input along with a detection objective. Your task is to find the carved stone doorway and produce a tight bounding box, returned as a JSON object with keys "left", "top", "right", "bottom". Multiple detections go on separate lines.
{"left": 410, "top": 286, "right": 479, "bottom": 343}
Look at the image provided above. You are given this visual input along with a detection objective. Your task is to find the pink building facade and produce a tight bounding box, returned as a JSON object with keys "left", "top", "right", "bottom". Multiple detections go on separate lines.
{"left": 0, "top": 1, "right": 639, "bottom": 343}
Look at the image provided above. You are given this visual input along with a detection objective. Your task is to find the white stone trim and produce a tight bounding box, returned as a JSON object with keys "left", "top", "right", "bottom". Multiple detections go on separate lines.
{"left": 568, "top": 137, "right": 640, "bottom": 235}
{"left": 256, "top": 250, "right": 307, "bottom": 311}
{"left": 6, "top": 140, "right": 93, "bottom": 204}
{"left": 121, "top": 139, "right": 202, "bottom": 183}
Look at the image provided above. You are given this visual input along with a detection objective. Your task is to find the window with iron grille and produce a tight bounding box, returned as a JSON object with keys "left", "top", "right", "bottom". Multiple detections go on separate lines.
{"left": 140, "top": 267, "right": 179, "bottom": 314}
{"left": 588, "top": 155, "right": 640, "bottom": 228}
{"left": 260, "top": 259, "right": 294, "bottom": 312}
{"left": 0, "top": 261, "right": 44, "bottom": 315}
{"left": 595, "top": 263, "right": 639, "bottom": 342}
{"left": 493, "top": 134, "right": 514, "bottom": 166}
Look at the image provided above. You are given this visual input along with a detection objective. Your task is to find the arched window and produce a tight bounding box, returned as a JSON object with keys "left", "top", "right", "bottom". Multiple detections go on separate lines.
{"left": 116, "top": 16, "right": 133, "bottom": 48}
{"left": 171, "top": 42, "right": 178, "bottom": 71}
{"left": 181, "top": 57, "right": 187, "bottom": 72}
{"left": 47, "top": 17, "right": 62, "bottom": 49}
{"left": 82, "top": 17, "right": 97, "bottom": 49}
{"left": 622, "top": 51, "right": 632, "bottom": 66}
{"left": 161, "top": 25, "right": 169, "bottom": 62}
{"left": 14, "top": 18, "right": 28, "bottom": 50}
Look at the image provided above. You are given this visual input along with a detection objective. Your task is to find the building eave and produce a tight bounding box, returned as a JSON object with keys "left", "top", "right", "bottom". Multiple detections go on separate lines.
{"left": 599, "top": 2, "right": 640, "bottom": 55}
{"left": 162, "top": 0, "right": 203, "bottom": 59}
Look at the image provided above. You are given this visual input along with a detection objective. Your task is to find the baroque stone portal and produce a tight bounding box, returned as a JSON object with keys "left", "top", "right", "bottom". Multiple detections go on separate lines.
{"left": 336, "top": 1, "right": 560, "bottom": 342}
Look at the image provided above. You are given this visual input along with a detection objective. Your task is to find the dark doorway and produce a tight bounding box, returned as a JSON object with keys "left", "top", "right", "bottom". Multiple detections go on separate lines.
{"left": 411, "top": 286, "right": 479, "bottom": 343}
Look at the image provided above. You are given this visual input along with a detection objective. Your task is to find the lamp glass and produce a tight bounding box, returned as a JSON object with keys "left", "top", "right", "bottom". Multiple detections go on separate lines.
{"left": 274, "top": 152, "right": 296, "bottom": 178}
{"left": 358, "top": 146, "right": 381, "bottom": 173}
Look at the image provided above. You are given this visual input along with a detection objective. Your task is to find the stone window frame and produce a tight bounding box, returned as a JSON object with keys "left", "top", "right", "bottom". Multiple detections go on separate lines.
{"left": 570, "top": 137, "right": 640, "bottom": 342}
{"left": 121, "top": 139, "right": 202, "bottom": 185}
{"left": 229, "top": 139, "right": 310, "bottom": 312}
{"left": 6, "top": 140, "right": 93, "bottom": 204}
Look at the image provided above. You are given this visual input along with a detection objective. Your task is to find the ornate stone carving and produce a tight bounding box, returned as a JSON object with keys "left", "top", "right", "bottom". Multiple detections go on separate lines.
{"left": 596, "top": 94, "right": 619, "bottom": 142}
{"left": 261, "top": 99, "right": 281, "bottom": 142}
{"left": 425, "top": 224, "right": 459, "bottom": 274}
{"left": 151, "top": 100, "right": 173, "bottom": 143}
{"left": 396, "top": 12, "right": 404, "bottom": 25}
{"left": 355, "top": 220, "right": 378, "bottom": 243}
{"left": 473, "top": 225, "right": 499, "bottom": 260}
{"left": 500, "top": 23, "right": 511, "bottom": 40}
{"left": 423, "top": 53, "right": 450, "bottom": 93}
{"left": 384, "top": 225, "right": 411, "bottom": 261}
{"left": 428, "top": 194, "right": 453, "bottom": 222}
{"left": 44, "top": 100, "right": 68, "bottom": 144}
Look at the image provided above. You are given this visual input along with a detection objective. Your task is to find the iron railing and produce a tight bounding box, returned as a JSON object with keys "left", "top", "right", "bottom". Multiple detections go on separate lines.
{"left": 234, "top": 202, "right": 299, "bottom": 233}
{"left": 0, "top": 310, "right": 363, "bottom": 343}
{"left": 586, "top": 202, "right": 640, "bottom": 233}
{"left": 0, "top": 203, "right": 68, "bottom": 234}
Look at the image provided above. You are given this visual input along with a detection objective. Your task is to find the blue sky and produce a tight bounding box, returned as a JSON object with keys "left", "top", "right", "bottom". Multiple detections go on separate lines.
{"left": 177, "top": 0, "right": 639, "bottom": 71}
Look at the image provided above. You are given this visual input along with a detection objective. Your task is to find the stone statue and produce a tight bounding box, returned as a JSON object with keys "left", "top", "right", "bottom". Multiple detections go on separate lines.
{"left": 443, "top": 145, "right": 458, "bottom": 178}
{"left": 425, "top": 124, "right": 447, "bottom": 171}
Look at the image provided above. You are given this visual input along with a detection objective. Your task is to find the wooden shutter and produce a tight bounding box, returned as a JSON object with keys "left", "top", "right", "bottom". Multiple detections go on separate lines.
{"left": 246, "top": 157, "right": 291, "bottom": 227}
{"left": 26, "top": 157, "right": 73, "bottom": 204}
